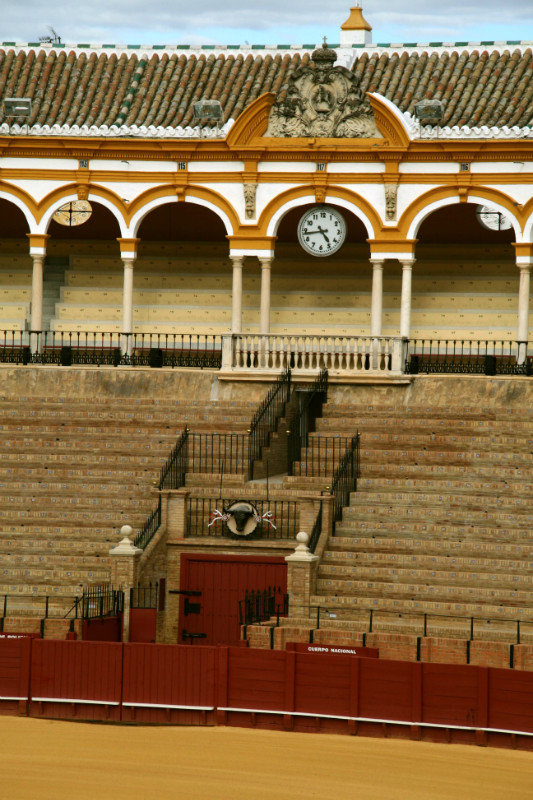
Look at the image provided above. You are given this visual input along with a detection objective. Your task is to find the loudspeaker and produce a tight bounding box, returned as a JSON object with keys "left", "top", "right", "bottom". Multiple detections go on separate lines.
{"left": 148, "top": 347, "right": 163, "bottom": 368}
{"left": 60, "top": 346, "right": 72, "bottom": 366}
{"left": 484, "top": 355, "right": 496, "bottom": 376}
{"left": 21, "top": 346, "right": 31, "bottom": 365}
{"left": 409, "top": 355, "right": 419, "bottom": 374}
{"left": 112, "top": 348, "right": 122, "bottom": 367}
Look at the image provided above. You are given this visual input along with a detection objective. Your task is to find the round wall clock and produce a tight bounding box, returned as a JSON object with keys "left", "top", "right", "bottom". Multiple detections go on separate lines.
{"left": 476, "top": 205, "right": 512, "bottom": 232}
{"left": 297, "top": 205, "right": 347, "bottom": 257}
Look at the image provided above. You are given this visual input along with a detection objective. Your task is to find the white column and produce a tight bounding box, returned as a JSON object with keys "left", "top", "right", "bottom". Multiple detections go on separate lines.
{"left": 231, "top": 256, "right": 243, "bottom": 334}
{"left": 30, "top": 255, "right": 44, "bottom": 331}
{"left": 122, "top": 258, "right": 135, "bottom": 333}
{"left": 259, "top": 256, "right": 272, "bottom": 335}
{"left": 399, "top": 259, "right": 414, "bottom": 339}
{"left": 370, "top": 259, "right": 384, "bottom": 337}
{"left": 517, "top": 265, "right": 530, "bottom": 364}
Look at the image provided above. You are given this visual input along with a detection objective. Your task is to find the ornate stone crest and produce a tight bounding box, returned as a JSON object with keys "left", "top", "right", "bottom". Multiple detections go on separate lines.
{"left": 265, "top": 41, "right": 382, "bottom": 139}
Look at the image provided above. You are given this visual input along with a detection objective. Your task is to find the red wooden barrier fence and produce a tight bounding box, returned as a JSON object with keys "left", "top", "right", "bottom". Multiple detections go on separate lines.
{"left": 1, "top": 639, "right": 532, "bottom": 749}
{"left": 30, "top": 640, "right": 122, "bottom": 721}
{"left": 122, "top": 643, "right": 216, "bottom": 725}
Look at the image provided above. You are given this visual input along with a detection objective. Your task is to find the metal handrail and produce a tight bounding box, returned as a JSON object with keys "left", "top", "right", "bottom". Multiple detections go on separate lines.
{"left": 247, "top": 367, "right": 292, "bottom": 479}
{"left": 159, "top": 427, "right": 189, "bottom": 490}
{"left": 330, "top": 433, "right": 360, "bottom": 523}
{"left": 287, "top": 368, "right": 328, "bottom": 475}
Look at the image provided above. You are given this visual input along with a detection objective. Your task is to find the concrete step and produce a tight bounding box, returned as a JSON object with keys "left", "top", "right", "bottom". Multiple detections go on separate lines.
{"left": 350, "top": 489, "right": 533, "bottom": 514}
{"left": 326, "top": 535, "right": 532, "bottom": 560}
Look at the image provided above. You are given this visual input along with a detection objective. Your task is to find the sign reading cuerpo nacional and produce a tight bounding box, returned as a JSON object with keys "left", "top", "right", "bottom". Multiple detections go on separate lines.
{"left": 265, "top": 41, "right": 382, "bottom": 139}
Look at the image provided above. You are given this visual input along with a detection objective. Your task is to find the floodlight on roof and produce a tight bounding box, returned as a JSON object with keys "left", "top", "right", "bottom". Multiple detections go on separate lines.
{"left": 193, "top": 99, "right": 223, "bottom": 122}
{"left": 3, "top": 98, "right": 32, "bottom": 117}
{"left": 414, "top": 99, "right": 444, "bottom": 125}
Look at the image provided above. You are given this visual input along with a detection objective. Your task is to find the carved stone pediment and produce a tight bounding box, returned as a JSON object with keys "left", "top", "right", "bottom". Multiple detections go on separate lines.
{"left": 265, "top": 42, "right": 382, "bottom": 139}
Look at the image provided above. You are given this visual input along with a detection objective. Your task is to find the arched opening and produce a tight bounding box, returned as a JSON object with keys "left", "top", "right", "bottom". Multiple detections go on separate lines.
{"left": 0, "top": 198, "right": 32, "bottom": 333}
{"left": 270, "top": 203, "right": 371, "bottom": 335}
{"left": 132, "top": 201, "right": 230, "bottom": 335}
{"left": 44, "top": 201, "right": 122, "bottom": 335}
{"left": 407, "top": 202, "right": 520, "bottom": 342}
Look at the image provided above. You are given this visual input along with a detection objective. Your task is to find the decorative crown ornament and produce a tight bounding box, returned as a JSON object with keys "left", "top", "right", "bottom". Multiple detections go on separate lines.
{"left": 265, "top": 37, "right": 382, "bottom": 139}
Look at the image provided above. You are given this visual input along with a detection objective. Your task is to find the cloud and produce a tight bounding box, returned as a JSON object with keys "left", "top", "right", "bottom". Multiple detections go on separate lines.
{"left": 1, "top": 0, "right": 532, "bottom": 43}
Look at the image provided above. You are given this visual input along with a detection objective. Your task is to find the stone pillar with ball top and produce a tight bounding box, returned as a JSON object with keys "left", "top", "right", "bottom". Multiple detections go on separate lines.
{"left": 109, "top": 524, "right": 142, "bottom": 642}
{"left": 285, "top": 532, "right": 319, "bottom": 619}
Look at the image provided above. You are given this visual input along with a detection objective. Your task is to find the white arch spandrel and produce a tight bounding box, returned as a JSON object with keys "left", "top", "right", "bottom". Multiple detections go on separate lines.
{"left": 266, "top": 194, "right": 375, "bottom": 239}
{"left": 129, "top": 194, "right": 234, "bottom": 238}
{"left": 38, "top": 193, "right": 129, "bottom": 237}
{"left": 0, "top": 190, "right": 37, "bottom": 232}
{"left": 407, "top": 194, "right": 522, "bottom": 241}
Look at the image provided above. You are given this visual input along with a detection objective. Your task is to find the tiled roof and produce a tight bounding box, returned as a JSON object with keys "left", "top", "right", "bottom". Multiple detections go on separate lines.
{"left": 0, "top": 44, "right": 531, "bottom": 133}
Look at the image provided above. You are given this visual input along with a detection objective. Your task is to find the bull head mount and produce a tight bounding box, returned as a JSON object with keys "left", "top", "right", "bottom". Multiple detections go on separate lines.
{"left": 208, "top": 500, "right": 276, "bottom": 539}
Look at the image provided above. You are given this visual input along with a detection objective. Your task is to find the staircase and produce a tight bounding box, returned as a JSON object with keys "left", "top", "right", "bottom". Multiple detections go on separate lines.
{"left": 0, "top": 395, "right": 257, "bottom": 632}
{"left": 285, "top": 402, "right": 533, "bottom": 644}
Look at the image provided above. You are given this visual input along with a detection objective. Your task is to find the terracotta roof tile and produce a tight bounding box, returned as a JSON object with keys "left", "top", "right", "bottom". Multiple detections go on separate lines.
{"left": 0, "top": 46, "right": 531, "bottom": 131}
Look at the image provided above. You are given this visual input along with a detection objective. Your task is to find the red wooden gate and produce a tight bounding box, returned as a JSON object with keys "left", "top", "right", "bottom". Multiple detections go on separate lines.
{"left": 178, "top": 554, "right": 287, "bottom": 646}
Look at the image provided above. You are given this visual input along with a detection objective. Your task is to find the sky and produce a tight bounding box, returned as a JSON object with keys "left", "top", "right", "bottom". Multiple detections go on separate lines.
{"left": 1, "top": 0, "right": 532, "bottom": 45}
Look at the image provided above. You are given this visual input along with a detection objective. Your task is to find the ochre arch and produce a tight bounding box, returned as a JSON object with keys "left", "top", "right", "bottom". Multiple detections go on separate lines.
{"left": 257, "top": 185, "right": 383, "bottom": 240}
{"left": 0, "top": 181, "right": 38, "bottom": 228}
{"left": 127, "top": 184, "right": 239, "bottom": 236}
{"left": 226, "top": 93, "right": 276, "bottom": 147}
{"left": 399, "top": 185, "right": 524, "bottom": 240}
{"left": 37, "top": 184, "right": 129, "bottom": 233}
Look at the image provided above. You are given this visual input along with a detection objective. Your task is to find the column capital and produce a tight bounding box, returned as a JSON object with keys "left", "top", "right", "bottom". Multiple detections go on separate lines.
{"left": 369, "top": 258, "right": 385, "bottom": 268}
{"left": 399, "top": 258, "right": 416, "bottom": 268}
{"left": 227, "top": 234, "right": 276, "bottom": 260}
{"left": 230, "top": 255, "right": 244, "bottom": 266}
{"left": 258, "top": 256, "right": 273, "bottom": 268}
{"left": 513, "top": 243, "right": 533, "bottom": 267}
{"left": 26, "top": 233, "right": 50, "bottom": 255}
{"left": 117, "top": 237, "right": 140, "bottom": 259}
{"left": 368, "top": 238, "right": 417, "bottom": 262}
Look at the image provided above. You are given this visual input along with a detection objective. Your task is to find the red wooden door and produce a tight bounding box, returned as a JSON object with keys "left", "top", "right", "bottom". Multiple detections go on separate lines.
{"left": 178, "top": 554, "right": 287, "bottom": 646}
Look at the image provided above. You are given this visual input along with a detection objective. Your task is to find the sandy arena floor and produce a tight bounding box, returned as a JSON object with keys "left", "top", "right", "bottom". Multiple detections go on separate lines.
{"left": 1, "top": 717, "right": 532, "bottom": 800}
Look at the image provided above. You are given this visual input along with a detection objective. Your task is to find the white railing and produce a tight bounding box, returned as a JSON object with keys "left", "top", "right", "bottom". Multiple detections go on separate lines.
{"left": 223, "top": 334, "right": 405, "bottom": 374}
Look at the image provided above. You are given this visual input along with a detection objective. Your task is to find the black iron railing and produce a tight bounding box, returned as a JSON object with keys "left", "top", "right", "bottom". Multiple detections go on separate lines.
{"left": 308, "top": 506, "right": 323, "bottom": 554}
{"left": 189, "top": 432, "right": 248, "bottom": 475}
{"left": 311, "top": 605, "right": 533, "bottom": 650}
{"left": 405, "top": 339, "right": 532, "bottom": 376}
{"left": 0, "top": 593, "right": 81, "bottom": 621}
{"left": 239, "top": 587, "right": 289, "bottom": 626}
{"left": 77, "top": 585, "right": 124, "bottom": 620}
{"left": 130, "top": 584, "right": 159, "bottom": 609}
{"left": 134, "top": 497, "right": 162, "bottom": 549}
{"left": 287, "top": 368, "right": 328, "bottom": 475}
{"left": 293, "top": 435, "right": 353, "bottom": 478}
{"left": 187, "top": 497, "right": 297, "bottom": 539}
{"left": 159, "top": 428, "right": 189, "bottom": 490}
{"left": 247, "top": 367, "right": 291, "bottom": 479}
{"left": 0, "top": 330, "right": 222, "bottom": 369}
{"left": 330, "top": 433, "right": 360, "bottom": 523}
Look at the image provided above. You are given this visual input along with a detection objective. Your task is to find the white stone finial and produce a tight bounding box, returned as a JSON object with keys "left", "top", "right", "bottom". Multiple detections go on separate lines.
{"left": 120, "top": 524, "right": 133, "bottom": 537}
{"left": 109, "top": 529, "right": 142, "bottom": 556}
{"left": 340, "top": 5, "right": 373, "bottom": 47}
{"left": 285, "top": 531, "right": 319, "bottom": 563}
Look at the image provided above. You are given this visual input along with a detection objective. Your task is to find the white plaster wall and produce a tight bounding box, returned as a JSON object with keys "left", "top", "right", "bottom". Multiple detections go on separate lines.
{"left": 471, "top": 162, "right": 533, "bottom": 174}
{"left": 397, "top": 184, "right": 442, "bottom": 219}
{"left": 0, "top": 157, "right": 78, "bottom": 170}
{"left": 258, "top": 162, "right": 316, "bottom": 173}
{"left": 331, "top": 163, "right": 385, "bottom": 174}
{"left": 199, "top": 182, "right": 242, "bottom": 222}
{"left": 10, "top": 179, "right": 66, "bottom": 202}
{"left": 188, "top": 161, "right": 244, "bottom": 172}
{"left": 338, "top": 182, "right": 385, "bottom": 224}
{"left": 93, "top": 180, "right": 160, "bottom": 203}
{"left": 90, "top": 159, "right": 178, "bottom": 172}
{"left": 482, "top": 184, "right": 533, "bottom": 206}
{"left": 255, "top": 183, "right": 296, "bottom": 219}
{"left": 400, "top": 162, "right": 459, "bottom": 174}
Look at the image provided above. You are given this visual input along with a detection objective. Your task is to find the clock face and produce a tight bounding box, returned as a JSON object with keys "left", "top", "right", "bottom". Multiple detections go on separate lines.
{"left": 53, "top": 200, "right": 92, "bottom": 227}
{"left": 476, "top": 205, "right": 512, "bottom": 231}
{"left": 297, "top": 205, "right": 347, "bottom": 257}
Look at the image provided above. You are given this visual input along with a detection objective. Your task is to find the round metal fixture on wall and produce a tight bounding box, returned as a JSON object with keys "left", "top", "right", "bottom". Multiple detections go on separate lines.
{"left": 476, "top": 205, "right": 512, "bottom": 231}
{"left": 53, "top": 200, "right": 92, "bottom": 227}
{"left": 297, "top": 205, "right": 347, "bottom": 257}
